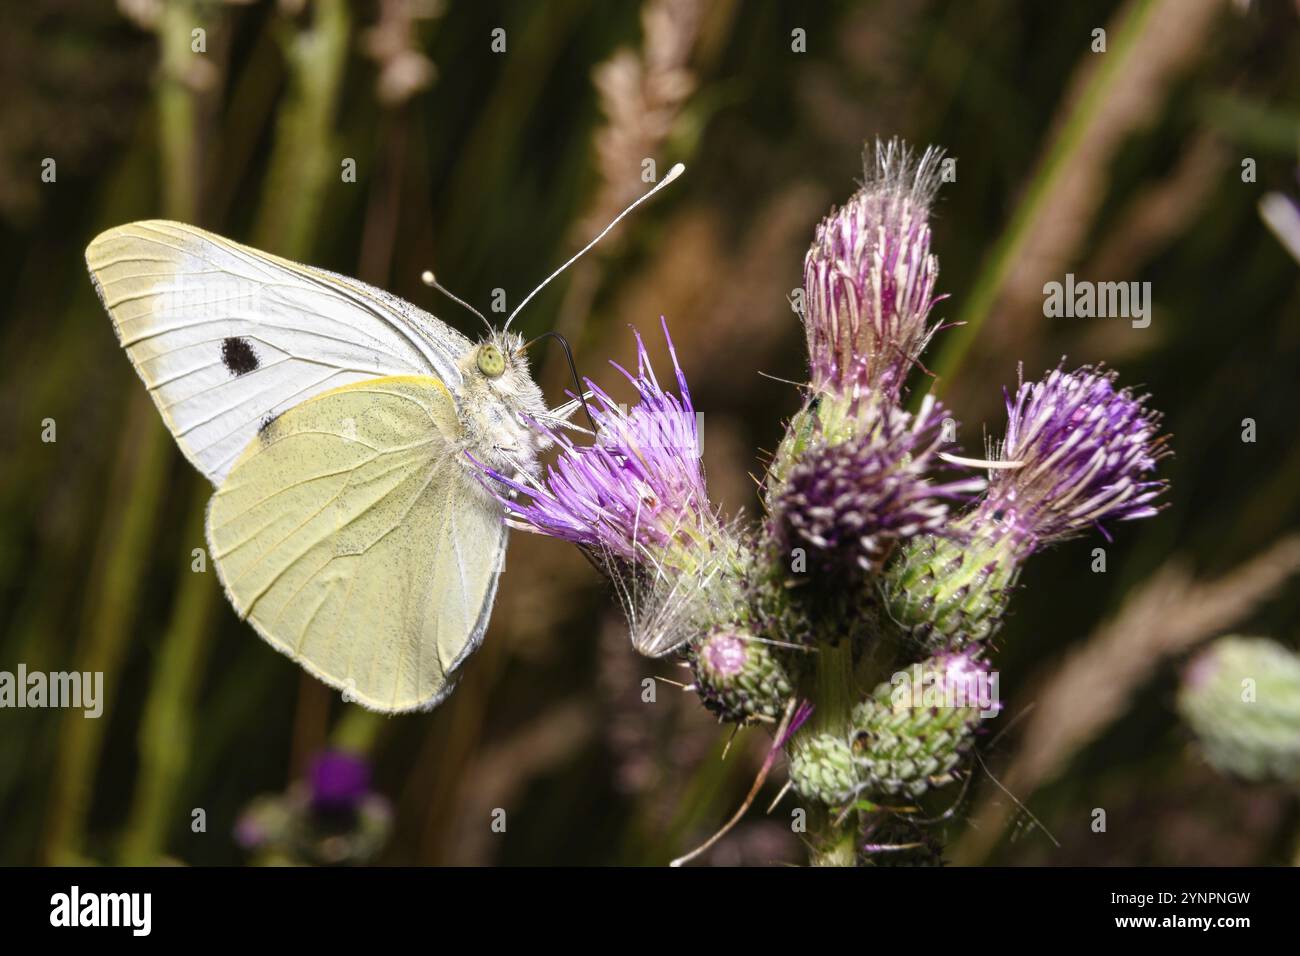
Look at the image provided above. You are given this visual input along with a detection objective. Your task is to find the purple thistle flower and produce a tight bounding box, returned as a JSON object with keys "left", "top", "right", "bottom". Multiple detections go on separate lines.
{"left": 981, "top": 362, "right": 1169, "bottom": 550}
{"left": 801, "top": 138, "right": 945, "bottom": 403}
{"left": 772, "top": 395, "right": 984, "bottom": 571}
{"left": 482, "top": 318, "right": 714, "bottom": 567}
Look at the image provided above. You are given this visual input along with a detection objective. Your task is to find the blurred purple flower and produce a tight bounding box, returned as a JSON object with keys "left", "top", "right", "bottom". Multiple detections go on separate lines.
{"left": 309, "top": 751, "right": 372, "bottom": 815}
{"left": 234, "top": 750, "right": 391, "bottom": 865}
{"left": 801, "top": 138, "right": 945, "bottom": 403}
{"left": 981, "top": 363, "right": 1168, "bottom": 551}
{"left": 234, "top": 811, "right": 270, "bottom": 850}
{"left": 482, "top": 318, "right": 714, "bottom": 567}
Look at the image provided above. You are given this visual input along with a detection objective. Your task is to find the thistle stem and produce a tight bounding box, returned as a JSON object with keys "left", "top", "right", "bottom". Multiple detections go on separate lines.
{"left": 808, "top": 806, "right": 859, "bottom": 867}
{"left": 797, "top": 642, "right": 860, "bottom": 866}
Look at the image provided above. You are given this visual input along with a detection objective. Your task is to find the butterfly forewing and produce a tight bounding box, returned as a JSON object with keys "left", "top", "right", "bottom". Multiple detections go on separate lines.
{"left": 85, "top": 220, "right": 470, "bottom": 484}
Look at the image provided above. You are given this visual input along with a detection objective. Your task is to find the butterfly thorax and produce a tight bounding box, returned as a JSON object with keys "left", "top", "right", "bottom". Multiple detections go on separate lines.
{"left": 453, "top": 331, "right": 550, "bottom": 478}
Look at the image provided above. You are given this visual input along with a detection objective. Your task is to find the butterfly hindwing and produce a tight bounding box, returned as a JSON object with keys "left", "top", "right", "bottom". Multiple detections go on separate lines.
{"left": 86, "top": 220, "right": 470, "bottom": 485}
{"left": 205, "top": 375, "right": 506, "bottom": 713}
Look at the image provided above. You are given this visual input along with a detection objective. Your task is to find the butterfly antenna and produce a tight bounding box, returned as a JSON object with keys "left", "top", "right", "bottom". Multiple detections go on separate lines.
{"left": 421, "top": 270, "right": 494, "bottom": 336}
{"left": 520, "top": 330, "right": 599, "bottom": 434}
{"left": 504, "top": 162, "right": 686, "bottom": 332}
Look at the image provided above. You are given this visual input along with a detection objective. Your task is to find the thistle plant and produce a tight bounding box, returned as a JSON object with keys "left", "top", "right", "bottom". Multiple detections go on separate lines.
{"left": 485, "top": 138, "right": 1170, "bottom": 866}
{"left": 235, "top": 751, "right": 392, "bottom": 866}
{"left": 884, "top": 362, "right": 1168, "bottom": 650}
{"left": 1178, "top": 636, "right": 1300, "bottom": 784}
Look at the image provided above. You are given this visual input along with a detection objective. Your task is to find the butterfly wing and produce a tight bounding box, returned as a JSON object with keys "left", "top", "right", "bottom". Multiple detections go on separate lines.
{"left": 205, "top": 375, "right": 506, "bottom": 713}
{"left": 85, "top": 220, "right": 470, "bottom": 485}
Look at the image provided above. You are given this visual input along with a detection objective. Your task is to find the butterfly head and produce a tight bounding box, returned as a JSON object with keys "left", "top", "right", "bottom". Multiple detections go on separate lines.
{"left": 456, "top": 331, "right": 549, "bottom": 477}
{"left": 471, "top": 329, "right": 531, "bottom": 382}
{"left": 475, "top": 341, "right": 507, "bottom": 379}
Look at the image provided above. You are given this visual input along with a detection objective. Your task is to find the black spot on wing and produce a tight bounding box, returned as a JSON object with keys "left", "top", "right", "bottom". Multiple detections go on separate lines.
{"left": 221, "top": 336, "right": 259, "bottom": 376}
{"left": 258, "top": 412, "right": 279, "bottom": 442}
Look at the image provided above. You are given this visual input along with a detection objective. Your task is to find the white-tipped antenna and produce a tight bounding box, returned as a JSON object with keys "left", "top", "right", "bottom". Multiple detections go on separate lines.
{"left": 422, "top": 270, "right": 494, "bottom": 335}
{"left": 504, "top": 162, "right": 686, "bottom": 331}
{"left": 938, "top": 452, "right": 1025, "bottom": 470}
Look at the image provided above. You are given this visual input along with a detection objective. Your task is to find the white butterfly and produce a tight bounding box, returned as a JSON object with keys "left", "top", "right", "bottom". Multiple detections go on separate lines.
{"left": 84, "top": 166, "right": 682, "bottom": 713}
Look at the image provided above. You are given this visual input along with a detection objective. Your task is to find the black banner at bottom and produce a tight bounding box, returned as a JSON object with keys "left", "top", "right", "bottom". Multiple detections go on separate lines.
{"left": 0, "top": 865, "right": 1284, "bottom": 941}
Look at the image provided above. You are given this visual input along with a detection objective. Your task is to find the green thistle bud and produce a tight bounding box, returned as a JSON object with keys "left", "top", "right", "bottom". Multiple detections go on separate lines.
{"left": 880, "top": 521, "right": 1020, "bottom": 651}
{"left": 850, "top": 651, "right": 997, "bottom": 798}
{"left": 1178, "top": 636, "right": 1300, "bottom": 784}
{"left": 745, "top": 547, "right": 820, "bottom": 648}
{"left": 689, "top": 628, "right": 793, "bottom": 724}
{"left": 765, "top": 399, "right": 822, "bottom": 500}
{"left": 788, "top": 732, "right": 859, "bottom": 806}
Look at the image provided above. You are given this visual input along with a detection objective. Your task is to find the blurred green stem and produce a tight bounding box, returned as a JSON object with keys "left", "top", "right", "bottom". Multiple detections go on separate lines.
{"left": 46, "top": 1, "right": 207, "bottom": 864}
{"left": 119, "top": 480, "right": 220, "bottom": 864}
{"left": 158, "top": 1, "right": 203, "bottom": 223}
{"left": 331, "top": 709, "right": 386, "bottom": 754}
{"left": 254, "top": 0, "right": 350, "bottom": 255}
{"left": 44, "top": 400, "right": 171, "bottom": 864}
{"left": 927, "top": 0, "right": 1156, "bottom": 391}
{"left": 657, "top": 729, "right": 749, "bottom": 862}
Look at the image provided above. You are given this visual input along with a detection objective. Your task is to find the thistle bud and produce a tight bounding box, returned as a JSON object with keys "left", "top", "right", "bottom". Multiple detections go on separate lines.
{"left": 1178, "top": 636, "right": 1300, "bottom": 784}
{"left": 788, "top": 731, "right": 859, "bottom": 806}
{"left": 689, "top": 628, "right": 794, "bottom": 724}
{"left": 883, "top": 363, "right": 1169, "bottom": 650}
{"left": 771, "top": 394, "right": 983, "bottom": 577}
{"left": 880, "top": 517, "right": 1020, "bottom": 650}
{"left": 800, "top": 138, "right": 945, "bottom": 405}
{"left": 850, "top": 651, "right": 997, "bottom": 799}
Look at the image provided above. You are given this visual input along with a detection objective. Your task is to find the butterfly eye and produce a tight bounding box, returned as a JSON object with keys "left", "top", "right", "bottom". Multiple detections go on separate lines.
{"left": 476, "top": 343, "right": 506, "bottom": 379}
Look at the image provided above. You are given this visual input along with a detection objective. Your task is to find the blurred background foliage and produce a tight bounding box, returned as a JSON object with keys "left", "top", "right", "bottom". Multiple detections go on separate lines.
{"left": 1, "top": 0, "right": 1298, "bottom": 866}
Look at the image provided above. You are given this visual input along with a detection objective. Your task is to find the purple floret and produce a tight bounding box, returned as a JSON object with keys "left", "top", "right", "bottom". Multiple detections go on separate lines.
{"left": 479, "top": 318, "right": 713, "bottom": 565}
{"left": 982, "top": 363, "right": 1169, "bottom": 549}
